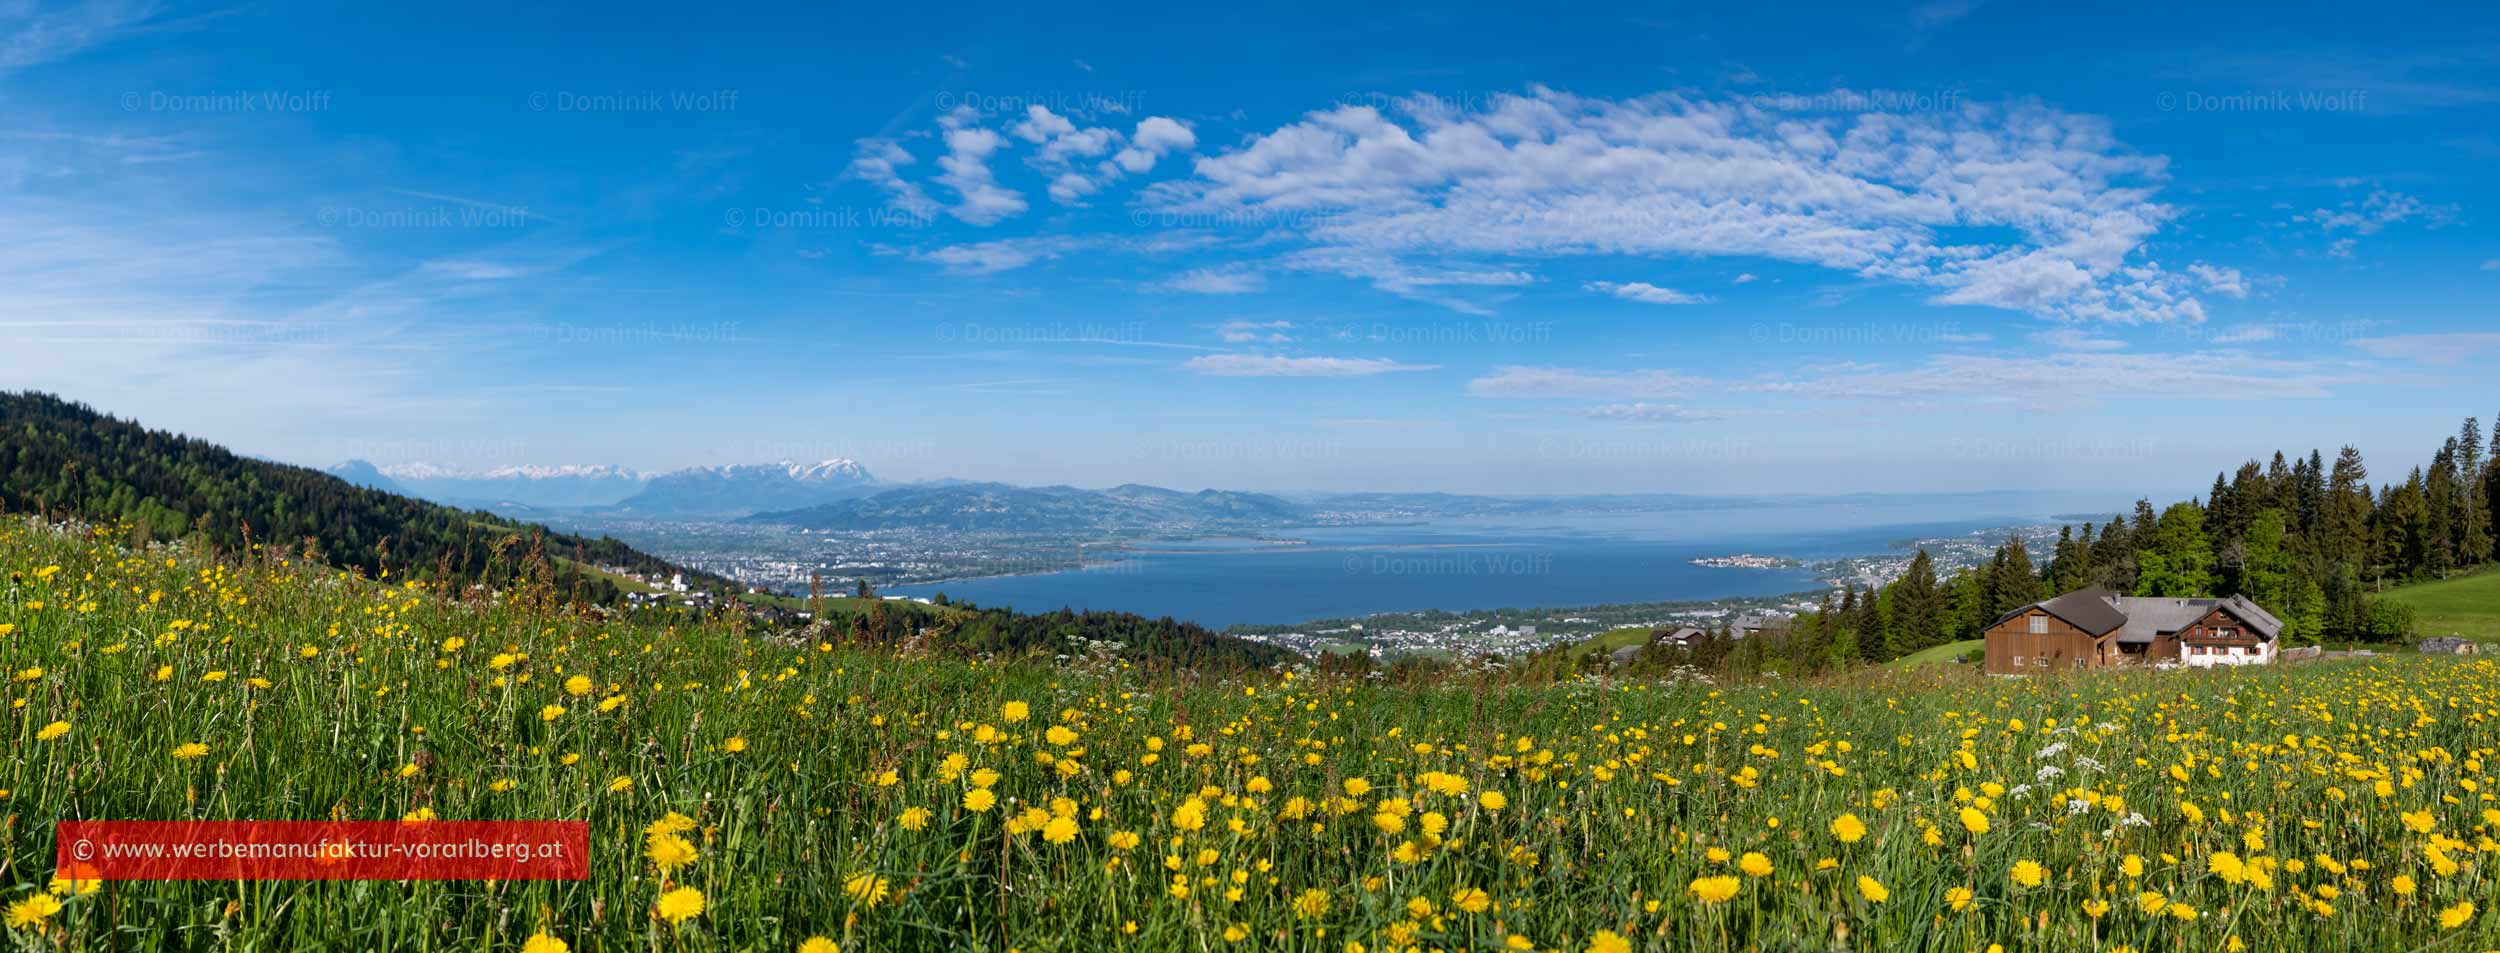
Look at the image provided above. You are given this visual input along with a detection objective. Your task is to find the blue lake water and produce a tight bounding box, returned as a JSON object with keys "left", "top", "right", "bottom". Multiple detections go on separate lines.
{"left": 890, "top": 494, "right": 2122, "bottom": 628}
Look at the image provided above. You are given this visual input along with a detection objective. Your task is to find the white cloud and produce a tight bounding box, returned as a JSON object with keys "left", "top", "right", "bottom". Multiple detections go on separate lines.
{"left": 2186, "top": 262, "right": 2248, "bottom": 298}
{"left": 1114, "top": 116, "right": 1197, "bottom": 174}
{"left": 847, "top": 140, "right": 939, "bottom": 221}
{"left": 1214, "top": 319, "right": 1292, "bottom": 343}
{"left": 1184, "top": 354, "right": 1435, "bottom": 376}
{"left": 916, "top": 236, "right": 1089, "bottom": 273}
{"left": 934, "top": 106, "right": 1026, "bottom": 225}
{"left": 1466, "top": 366, "right": 1701, "bottom": 399}
{"left": 2352, "top": 332, "right": 2500, "bottom": 366}
{"left": 1147, "top": 89, "right": 2207, "bottom": 322}
{"left": 1733, "top": 272, "right": 1758, "bottom": 284}
{"left": 1586, "top": 280, "right": 1707, "bottom": 305}
{"left": 2480, "top": 258, "right": 2498, "bottom": 271}
{"left": 2300, "top": 189, "right": 2456, "bottom": 256}
{"left": 1166, "top": 267, "right": 1266, "bottom": 294}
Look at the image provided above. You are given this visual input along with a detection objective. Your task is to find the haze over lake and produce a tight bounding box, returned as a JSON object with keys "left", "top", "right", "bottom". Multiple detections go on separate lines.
{"left": 892, "top": 493, "right": 2126, "bottom": 627}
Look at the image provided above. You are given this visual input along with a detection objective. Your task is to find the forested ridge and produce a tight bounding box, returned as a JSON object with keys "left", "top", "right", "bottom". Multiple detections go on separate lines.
{"left": 0, "top": 391, "right": 737, "bottom": 604}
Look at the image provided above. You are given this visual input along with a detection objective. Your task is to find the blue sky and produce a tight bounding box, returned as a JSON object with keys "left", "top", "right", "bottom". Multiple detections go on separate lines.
{"left": 2, "top": 0, "right": 2494, "bottom": 495}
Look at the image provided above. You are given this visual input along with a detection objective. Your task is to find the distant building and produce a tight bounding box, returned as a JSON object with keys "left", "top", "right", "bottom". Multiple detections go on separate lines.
{"left": 1983, "top": 586, "right": 2282, "bottom": 675}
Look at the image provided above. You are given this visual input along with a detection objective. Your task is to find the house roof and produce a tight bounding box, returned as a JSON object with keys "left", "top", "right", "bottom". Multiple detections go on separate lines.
{"left": 1992, "top": 585, "right": 2128, "bottom": 637}
{"left": 1995, "top": 587, "right": 2284, "bottom": 644}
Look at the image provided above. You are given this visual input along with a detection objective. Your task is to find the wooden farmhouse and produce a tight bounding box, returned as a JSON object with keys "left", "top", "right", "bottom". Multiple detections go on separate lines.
{"left": 1982, "top": 585, "right": 2283, "bottom": 675}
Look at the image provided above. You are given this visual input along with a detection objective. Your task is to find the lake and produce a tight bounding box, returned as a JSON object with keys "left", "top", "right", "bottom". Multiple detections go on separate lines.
{"left": 889, "top": 493, "right": 2121, "bottom": 628}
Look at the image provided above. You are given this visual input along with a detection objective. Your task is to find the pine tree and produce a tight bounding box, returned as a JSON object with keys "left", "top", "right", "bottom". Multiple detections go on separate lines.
{"left": 2324, "top": 446, "right": 2372, "bottom": 572}
{"left": 1853, "top": 585, "right": 1885, "bottom": 661}
{"left": 1889, "top": 550, "right": 1943, "bottom": 654}
{"left": 2456, "top": 417, "right": 2491, "bottom": 566}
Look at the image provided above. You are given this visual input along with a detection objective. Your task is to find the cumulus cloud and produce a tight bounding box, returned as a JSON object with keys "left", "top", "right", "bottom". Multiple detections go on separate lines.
{"left": 1147, "top": 88, "right": 2209, "bottom": 322}
{"left": 1586, "top": 280, "right": 1707, "bottom": 305}
{"left": 1184, "top": 353, "right": 1435, "bottom": 376}
{"left": 935, "top": 106, "right": 1026, "bottom": 225}
{"left": 1115, "top": 116, "right": 1197, "bottom": 174}
{"left": 2186, "top": 262, "right": 2248, "bottom": 298}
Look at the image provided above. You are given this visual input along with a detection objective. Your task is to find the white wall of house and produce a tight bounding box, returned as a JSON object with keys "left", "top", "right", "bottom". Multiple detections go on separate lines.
{"left": 2180, "top": 642, "right": 2273, "bottom": 668}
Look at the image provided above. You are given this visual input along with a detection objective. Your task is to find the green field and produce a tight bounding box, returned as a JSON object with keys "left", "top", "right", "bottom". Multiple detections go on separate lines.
{"left": 8, "top": 519, "right": 2500, "bottom": 950}
{"left": 1566, "top": 625, "right": 1662, "bottom": 658}
{"left": 1887, "top": 638, "right": 1984, "bottom": 669}
{"left": 2382, "top": 568, "right": 2500, "bottom": 643}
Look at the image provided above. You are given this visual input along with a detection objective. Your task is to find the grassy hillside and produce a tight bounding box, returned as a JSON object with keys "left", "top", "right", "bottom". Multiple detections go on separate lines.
{"left": 5, "top": 519, "right": 2495, "bottom": 950}
{"left": 1888, "top": 638, "right": 1985, "bottom": 669}
{"left": 2381, "top": 567, "right": 2500, "bottom": 643}
{"left": 0, "top": 391, "right": 739, "bottom": 604}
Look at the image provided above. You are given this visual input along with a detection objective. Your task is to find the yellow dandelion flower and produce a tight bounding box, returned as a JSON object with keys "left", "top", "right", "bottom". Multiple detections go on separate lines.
{"left": 1829, "top": 812, "right": 1868, "bottom": 844}
{"left": 653, "top": 886, "right": 705, "bottom": 925}
{"left": 1688, "top": 875, "right": 1741, "bottom": 904}
{"left": 1856, "top": 876, "right": 1889, "bottom": 903}
{"left": 844, "top": 872, "right": 890, "bottom": 908}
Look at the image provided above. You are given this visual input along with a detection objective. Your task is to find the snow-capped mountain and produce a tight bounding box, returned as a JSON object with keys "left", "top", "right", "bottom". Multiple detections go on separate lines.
{"left": 326, "top": 461, "right": 649, "bottom": 508}
{"left": 612, "top": 459, "right": 880, "bottom": 516}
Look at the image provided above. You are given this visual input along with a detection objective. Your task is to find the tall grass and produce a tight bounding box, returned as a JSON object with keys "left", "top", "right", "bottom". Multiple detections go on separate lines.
{"left": 3, "top": 519, "right": 2494, "bottom": 950}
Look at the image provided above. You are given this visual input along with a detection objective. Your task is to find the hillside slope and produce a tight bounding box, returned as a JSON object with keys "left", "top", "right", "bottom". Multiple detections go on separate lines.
{"left": 0, "top": 391, "right": 736, "bottom": 604}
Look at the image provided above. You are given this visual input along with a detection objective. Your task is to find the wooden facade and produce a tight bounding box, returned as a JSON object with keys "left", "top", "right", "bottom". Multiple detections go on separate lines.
{"left": 1981, "top": 608, "right": 2114, "bottom": 675}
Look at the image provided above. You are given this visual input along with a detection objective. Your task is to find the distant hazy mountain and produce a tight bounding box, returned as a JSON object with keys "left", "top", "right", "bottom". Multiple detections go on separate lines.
{"left": 746, "top": 482, "right": 1305, "bottom": 533}
{"left": 613, "top": 460, "right": 879, "bottom": 516}
{"left": 329, "top": 462, "right": 649, "bottom": 508}
{"left": 325, "top": 459, "right": 410, "bottom": 496}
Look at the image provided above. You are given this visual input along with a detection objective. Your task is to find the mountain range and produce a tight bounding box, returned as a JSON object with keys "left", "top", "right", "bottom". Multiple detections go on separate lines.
{"left": 327, "top": 458, "right": 877, "bottom": 515}
{"left": 745, "top": 482, "right": 1303, "bottom": 534}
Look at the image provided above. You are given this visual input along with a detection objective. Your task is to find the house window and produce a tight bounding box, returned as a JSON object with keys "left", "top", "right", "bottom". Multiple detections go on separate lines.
{"left": 2028, "top": 615, "right": 2048, "bottom": 635}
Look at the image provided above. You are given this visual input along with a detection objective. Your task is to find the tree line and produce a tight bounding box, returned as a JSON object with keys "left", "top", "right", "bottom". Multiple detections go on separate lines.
{"left": 1603, "top": 416, "right": 2494, "bottom": 678}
